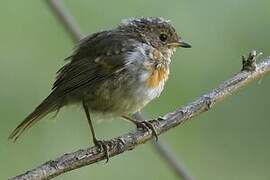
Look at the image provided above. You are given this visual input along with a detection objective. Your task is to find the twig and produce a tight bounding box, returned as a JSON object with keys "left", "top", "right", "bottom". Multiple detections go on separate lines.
{"left": 46, "top": 0, "right": 83, "bottom": 42}
{"left": 10, "top": 52, "right": 270, "bottom": 179}
{"left": 153, "top": 141, "right": 194, "bottom": 180}
{"left": 133, "top": 112, "right": 193, "bottom": 179}
{"left": 44, "top": 0, "right": 193, "bottom": 179}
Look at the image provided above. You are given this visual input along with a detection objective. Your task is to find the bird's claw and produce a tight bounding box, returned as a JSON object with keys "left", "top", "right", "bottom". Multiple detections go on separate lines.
{"left": 94, "top": 139, "right": 110, "bottom": 163}
{"left": 136, "top": 121, "right": 158, "bottom": 141}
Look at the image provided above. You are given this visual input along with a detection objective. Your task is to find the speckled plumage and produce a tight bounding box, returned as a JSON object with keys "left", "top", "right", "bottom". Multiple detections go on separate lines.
{"left": 9, "top": 17, "right": 191, "bottom": 140}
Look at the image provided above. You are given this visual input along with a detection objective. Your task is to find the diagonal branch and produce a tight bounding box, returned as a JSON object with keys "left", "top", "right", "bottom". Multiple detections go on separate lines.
{"left": 10, "top": 53, "right": 270, "bottom": 179}
{"left": 46, "top": 0, "right": 83, "bottom": 42}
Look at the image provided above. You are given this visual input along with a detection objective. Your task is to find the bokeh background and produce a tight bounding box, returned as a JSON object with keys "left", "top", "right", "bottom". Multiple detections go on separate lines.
{"left": 1, "top": 0, "right": 270, "bottom": 179}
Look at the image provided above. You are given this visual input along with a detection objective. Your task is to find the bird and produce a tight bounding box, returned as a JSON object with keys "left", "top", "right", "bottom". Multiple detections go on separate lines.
{"left": 9, "top": 17, "right": 191, "bottom": 159}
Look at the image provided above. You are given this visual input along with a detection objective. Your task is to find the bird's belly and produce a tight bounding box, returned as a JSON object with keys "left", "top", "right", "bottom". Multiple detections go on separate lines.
{"left": 120, "top": 79, "right": 166, "bottom": 114}
{"left": 85, "top": 70, "right": 167, "bottom": 116}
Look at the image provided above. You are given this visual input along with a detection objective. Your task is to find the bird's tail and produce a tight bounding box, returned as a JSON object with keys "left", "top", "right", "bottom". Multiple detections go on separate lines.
{"left": 8, "top": 92, "right": 63, "bottom": 141}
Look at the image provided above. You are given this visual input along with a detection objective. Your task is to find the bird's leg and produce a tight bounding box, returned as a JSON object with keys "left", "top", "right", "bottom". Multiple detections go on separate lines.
{"left": 82, "top": 101, "right": 109, "bottom": 162}
{"left": 122, "top": 115, "right": 158, "bottom": 141}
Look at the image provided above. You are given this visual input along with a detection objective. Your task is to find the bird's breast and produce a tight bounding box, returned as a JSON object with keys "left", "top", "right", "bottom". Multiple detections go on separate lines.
{"left": 146, "top": 66, "right": 169, "bottom": 88}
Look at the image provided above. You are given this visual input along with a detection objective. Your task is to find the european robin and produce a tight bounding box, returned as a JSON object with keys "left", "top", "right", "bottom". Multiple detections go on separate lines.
{"left": 9, "top": 17, "right": 191, "bottom": 159}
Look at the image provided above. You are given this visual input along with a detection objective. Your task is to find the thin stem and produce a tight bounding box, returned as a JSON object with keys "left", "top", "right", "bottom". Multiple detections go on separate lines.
{"left": 45, "top": 0, "right": 83, "bottom": 42}
{"left": 133, "top": 112, "right": 194, "bottom": 180}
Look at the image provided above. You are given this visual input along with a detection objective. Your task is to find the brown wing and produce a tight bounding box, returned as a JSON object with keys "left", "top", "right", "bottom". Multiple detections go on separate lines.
{"left": 8, "top": 30, "right": 140, "bottom": 141}
{"left": 52, "top": 30, "right": 138, "bottom": 96}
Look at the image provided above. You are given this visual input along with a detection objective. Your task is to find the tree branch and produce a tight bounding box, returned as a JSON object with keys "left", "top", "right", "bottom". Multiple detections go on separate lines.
{"left": 10, "top": 52, "right": 270, "bottom": 179}
{"left": 46, "top": 0, "right": 83, "bottom": 42}
{"left": 133, "top": 112, "right": 194, "bottom": 180}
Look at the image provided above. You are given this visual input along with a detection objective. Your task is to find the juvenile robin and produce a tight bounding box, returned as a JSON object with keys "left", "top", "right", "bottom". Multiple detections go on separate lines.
{"left": 9, "top": 17, "right": 191, "bottom": 158}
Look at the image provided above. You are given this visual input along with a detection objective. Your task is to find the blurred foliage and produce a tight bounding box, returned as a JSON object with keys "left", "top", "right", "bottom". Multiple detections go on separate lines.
{"left": 0, "top": 0, "right": 270, "bottom": 179}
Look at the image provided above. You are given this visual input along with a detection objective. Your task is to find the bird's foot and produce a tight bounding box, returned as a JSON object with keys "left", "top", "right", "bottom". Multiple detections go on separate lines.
{"left": 93, "top": 139, "right": 110, "bottom": 163}
{"left": 135, "top": 120, "right": 158, "bottom": 141}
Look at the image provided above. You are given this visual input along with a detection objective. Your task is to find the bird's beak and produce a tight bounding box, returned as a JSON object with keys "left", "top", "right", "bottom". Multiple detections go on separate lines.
{"left": 168, "top": 40, "right": 192, "bottom": 48}
{"left": 178, "top": 40, "right": 192, "bottom": 48}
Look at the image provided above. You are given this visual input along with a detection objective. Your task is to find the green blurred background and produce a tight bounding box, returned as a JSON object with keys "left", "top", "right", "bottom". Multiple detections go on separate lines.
{"left": 1, "top": 0, "right": 270, "bottom": 179}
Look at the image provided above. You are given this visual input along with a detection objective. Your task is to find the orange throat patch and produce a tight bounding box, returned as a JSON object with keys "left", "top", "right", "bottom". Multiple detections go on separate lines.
{"left": 146, "top": 66, "right": 169, "bottom": 88}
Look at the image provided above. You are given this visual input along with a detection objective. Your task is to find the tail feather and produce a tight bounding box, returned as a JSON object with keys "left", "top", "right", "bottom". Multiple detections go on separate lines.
{"left": 9, "top": 92, "right": 62, "bottom": 141}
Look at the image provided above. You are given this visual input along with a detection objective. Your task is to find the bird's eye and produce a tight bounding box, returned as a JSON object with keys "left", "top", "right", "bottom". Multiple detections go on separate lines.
{"left": 159, "top": 33, "right": 168, "bottom": 42}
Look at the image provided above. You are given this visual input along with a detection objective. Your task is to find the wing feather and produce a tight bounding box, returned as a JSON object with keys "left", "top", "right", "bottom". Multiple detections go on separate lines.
{"left": 52, "top": 30, "right": 138, "bottom": 96}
